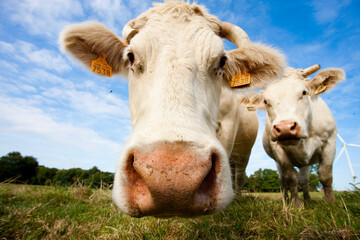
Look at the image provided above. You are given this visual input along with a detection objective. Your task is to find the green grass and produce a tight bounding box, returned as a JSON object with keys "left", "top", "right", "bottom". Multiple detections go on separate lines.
{"left": 1, "top": 183, "right": 359, "bottom": 239}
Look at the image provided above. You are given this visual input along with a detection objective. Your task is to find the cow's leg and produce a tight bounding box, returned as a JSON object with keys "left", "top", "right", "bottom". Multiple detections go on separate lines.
{"left": 230, "top": 162, "right": 236, "bottom": 191}
{"left": 231, "top": 153, "right": 251, "bottom": 196}
{"left": 286, "top": 167, "right": 300, "bottom": 205}
{"left": 275, "top": 156, "right": 300, "bottom": 204}
{"left": 318, "top": 142, "right": 336, "bottom": 203}
{"left": 276, "top": 163, "right": 288, "bottom": 200}
{"left": 231, "top": 109, "right": 258, "bottom": 196}
{"left": 318, "top": 163, "right": 336, "bottom": 202}
{"left": 280, "top": 174, "right": 288, "bottom": 201}
{"left": 299, "top": 165, "right": 311, "bottom": 202}
{"left": 278, "top": 164, "right": 300, "bottom": 204}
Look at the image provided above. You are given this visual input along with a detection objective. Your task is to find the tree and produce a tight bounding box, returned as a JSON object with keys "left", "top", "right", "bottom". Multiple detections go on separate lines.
{"left": 262, "top": 169, "right": 281, "bottom": 192}
{"left": 245, "top": 169, "right": 281, "bottom": 192}
{"left": 0, "top": 152, "right": 38, "bottom": 183}
{"left": 53, "top": 168, "right": 83, "bottom": 186}
{"left": 35, "top": 166, "right": 58, "bottom": 185}
{"left": 308, "top": 164, "right": 321, "bottom": 191}
{"left": 0, "top": 152, "right": 115, "bottom": 188}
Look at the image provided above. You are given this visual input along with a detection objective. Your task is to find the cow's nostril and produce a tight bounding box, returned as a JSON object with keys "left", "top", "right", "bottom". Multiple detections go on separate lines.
{"left": 126, "top": 153, "right": 135, "bottom": 172}
{"left": 195, "top": 151, "right": 219, "bottom": 212}
{"left": 130, "top": 154, "right": 135, "bottom": 167}
{"left": 274, "top": 125, "right": 281, "bottom": 133}
{"left": 290, "top": 122, "right": 297, "bottom": 131}
{"left": 126, "top": 153, "right": 140, "bottom": 182}
{"left": 210, "top": 152, "right": 220, "bottom": 174}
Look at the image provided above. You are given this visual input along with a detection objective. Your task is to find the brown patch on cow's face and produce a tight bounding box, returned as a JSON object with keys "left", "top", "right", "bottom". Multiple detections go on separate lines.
{"left": 123, "top": 141, "right": 219, "bottom": 217}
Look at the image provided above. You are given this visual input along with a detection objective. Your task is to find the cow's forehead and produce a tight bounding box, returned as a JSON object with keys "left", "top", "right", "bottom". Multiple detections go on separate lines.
{"left": 264, "top": 77, "right": 306, "bottom": 100}
{"left": 126, "top": 3, "right": 224, "bottom": 68}
{"left": 130, "top": 2, "right": 221, "bottom": 34}
{"left": 129, "top": 19, "right": 223, "bottom": 62}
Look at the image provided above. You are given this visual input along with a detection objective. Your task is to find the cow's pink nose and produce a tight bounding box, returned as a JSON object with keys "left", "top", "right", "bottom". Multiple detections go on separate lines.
{"left": 125, "top": 142, "right": 219, "bottom": 217}
{"left": 273, "top": 121, "right": 300, "bottom": 139}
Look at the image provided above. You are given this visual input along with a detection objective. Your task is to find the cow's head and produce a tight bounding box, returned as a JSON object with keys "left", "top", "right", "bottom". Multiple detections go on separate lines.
{"left": 240, "top": 64, "right": 345, "bottom": 146}
{"left": 60, "top": 2, "right": 285, "bottom": 217}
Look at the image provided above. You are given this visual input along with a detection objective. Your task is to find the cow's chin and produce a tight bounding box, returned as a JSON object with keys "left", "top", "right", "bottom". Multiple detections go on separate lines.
{"left": 277, "top": 137, "right": 302, "bottom": 146}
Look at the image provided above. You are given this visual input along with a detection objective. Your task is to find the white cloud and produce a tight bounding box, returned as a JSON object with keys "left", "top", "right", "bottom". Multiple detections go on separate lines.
{"left": 42, "top": 87, "right": 130, "bottom": 118}
{"left": 0, "top": 41, "right": 16, "bottom": 53}
{"left": 21, "top": 68, "right": 74, "bottom": 87}
{"left": 311, "top": 0, "right": 351, "bottom": 24}
{"left": 17, "top": 41, "right": 72, "bottom": 72}
{"left": 0, "top": 95, "right": 121, "bottom": 154}
{"left": 88, "top": 0, "right": 152, "bottom": 35}
{"left": 0, "top": 82, "right": 23, "bottom": 96}
{"left": 2, "top": 0, "right": 153, "bottom": 40}
{"left": 0, "top": 81, "right": 37, "bottom": 96}
{"left": 0, "top": 60, "right": 18, "bottom": 73}
{"left": 0, "top": 40, "right": 71, "bottom": 73}
{"left": 4, "top": 0, "right": 84, "bottom": 40}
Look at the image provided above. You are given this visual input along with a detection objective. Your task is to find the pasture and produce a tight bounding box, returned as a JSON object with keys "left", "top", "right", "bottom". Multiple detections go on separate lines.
{"left": 0, "top": 183, "right": 359, "bottom": 239}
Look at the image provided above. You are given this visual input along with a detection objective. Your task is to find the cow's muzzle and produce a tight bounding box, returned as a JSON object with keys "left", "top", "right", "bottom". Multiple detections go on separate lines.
{"left": 123, "top": 141, "right": 220, "bottom": 217}
{"left": 272, "top": 121, "right": 302, "bottom": 145}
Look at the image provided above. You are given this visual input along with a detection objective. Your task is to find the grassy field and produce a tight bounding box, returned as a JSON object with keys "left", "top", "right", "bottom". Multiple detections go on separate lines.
{"left": 0, "top": 183, "right": 359, "bottom": 239}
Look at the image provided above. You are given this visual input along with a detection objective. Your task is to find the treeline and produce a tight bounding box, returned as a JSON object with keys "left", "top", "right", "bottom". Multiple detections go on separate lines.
{"left": 243, "top": 168, "right": 321, "bottom": 192}
{"left": 0, "top": 152, "right": 114, "bottom": 188}
{"left": 0, "top": 151, "right": 321, "bottom": 192}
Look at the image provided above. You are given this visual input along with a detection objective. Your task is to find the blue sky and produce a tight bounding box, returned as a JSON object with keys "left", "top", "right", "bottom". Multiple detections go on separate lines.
{"left": 0, "top": 0, "right": 359, "bottom": 190}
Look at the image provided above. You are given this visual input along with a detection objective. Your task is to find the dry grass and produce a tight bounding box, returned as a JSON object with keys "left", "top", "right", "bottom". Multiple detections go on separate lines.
{"left": 243, "top": 191, "right": 325, "bottom": 200}
{"left": 1, "top": 183, "right": 359, "bottom": 239}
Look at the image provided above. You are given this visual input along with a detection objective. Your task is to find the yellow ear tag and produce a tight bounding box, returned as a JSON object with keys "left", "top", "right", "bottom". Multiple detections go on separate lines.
{"left": 231, "top": 70, "right": 251, "bottom": 88}
{"left": 315, "top": 85, "right": 327, "bottom": 94}
{"left": 246, "top": 104, "right": 256, "bottom": 111}
{"left": 91, "top": 52, "right": 112, "bottom": 77}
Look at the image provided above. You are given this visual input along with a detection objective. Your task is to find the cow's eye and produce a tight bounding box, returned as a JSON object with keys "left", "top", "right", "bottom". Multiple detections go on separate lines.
{"left": 127, "top": 52, "right": 135, "bottom": 65}
{"left": 263, "top": 100, "right": 267, "bottom": 105}
{"left": 302, "top": 90, "right": 308, "bottom": 96}
{"left": 219, "top": 56, "right": 227, "bottom": 69}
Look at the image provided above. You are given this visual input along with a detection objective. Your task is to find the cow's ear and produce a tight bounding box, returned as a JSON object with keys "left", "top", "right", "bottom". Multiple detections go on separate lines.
{"left": 238, "top": 92, "right": 265, "bottom": 110}
{"left": 223, "top": 43, "right": 286, "bottom": 90}
{"left": 60, "top": 21, "right": 128, "bottom": 75}
{"left": 306, "top": 68, "right": 345, "bottom": 95}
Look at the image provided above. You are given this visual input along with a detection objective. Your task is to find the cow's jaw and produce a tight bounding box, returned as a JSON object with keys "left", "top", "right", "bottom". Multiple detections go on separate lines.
{"left": 277, "top": 138, "right": 303, "bottom": 146}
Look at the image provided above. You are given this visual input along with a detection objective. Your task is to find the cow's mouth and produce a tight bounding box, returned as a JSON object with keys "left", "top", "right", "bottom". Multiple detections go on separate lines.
{"left": 277, "top": 137, "right": 302, "bottom": 146}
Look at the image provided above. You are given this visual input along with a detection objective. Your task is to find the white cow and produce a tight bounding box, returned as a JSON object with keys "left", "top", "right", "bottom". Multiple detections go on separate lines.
{"left": 60, "top": 1, "right": 285, "bottom": 217}
{"left": 240, "top": 65, "right": 345, "bottom": 204}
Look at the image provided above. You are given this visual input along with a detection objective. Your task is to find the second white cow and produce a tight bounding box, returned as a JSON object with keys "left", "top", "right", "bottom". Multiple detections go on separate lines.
{"left": 240, "top": 64, "right": 345, "bottom": 203}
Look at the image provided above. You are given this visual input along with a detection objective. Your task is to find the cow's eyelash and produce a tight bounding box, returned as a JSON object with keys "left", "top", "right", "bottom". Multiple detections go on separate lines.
{"left": 213, "top": 56, "right": 227, "bottom": 77}
{"left": 299, "top": 90, "right": 308, "bottom": 99}
{"left": 214, "top": 68, "right": 224, "bottom": 77}
{"left": 128, "top": 52, "right": 135, "bottom": 65}
{"left": 218, "top": 56, "right": 227, "bottom": 69}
